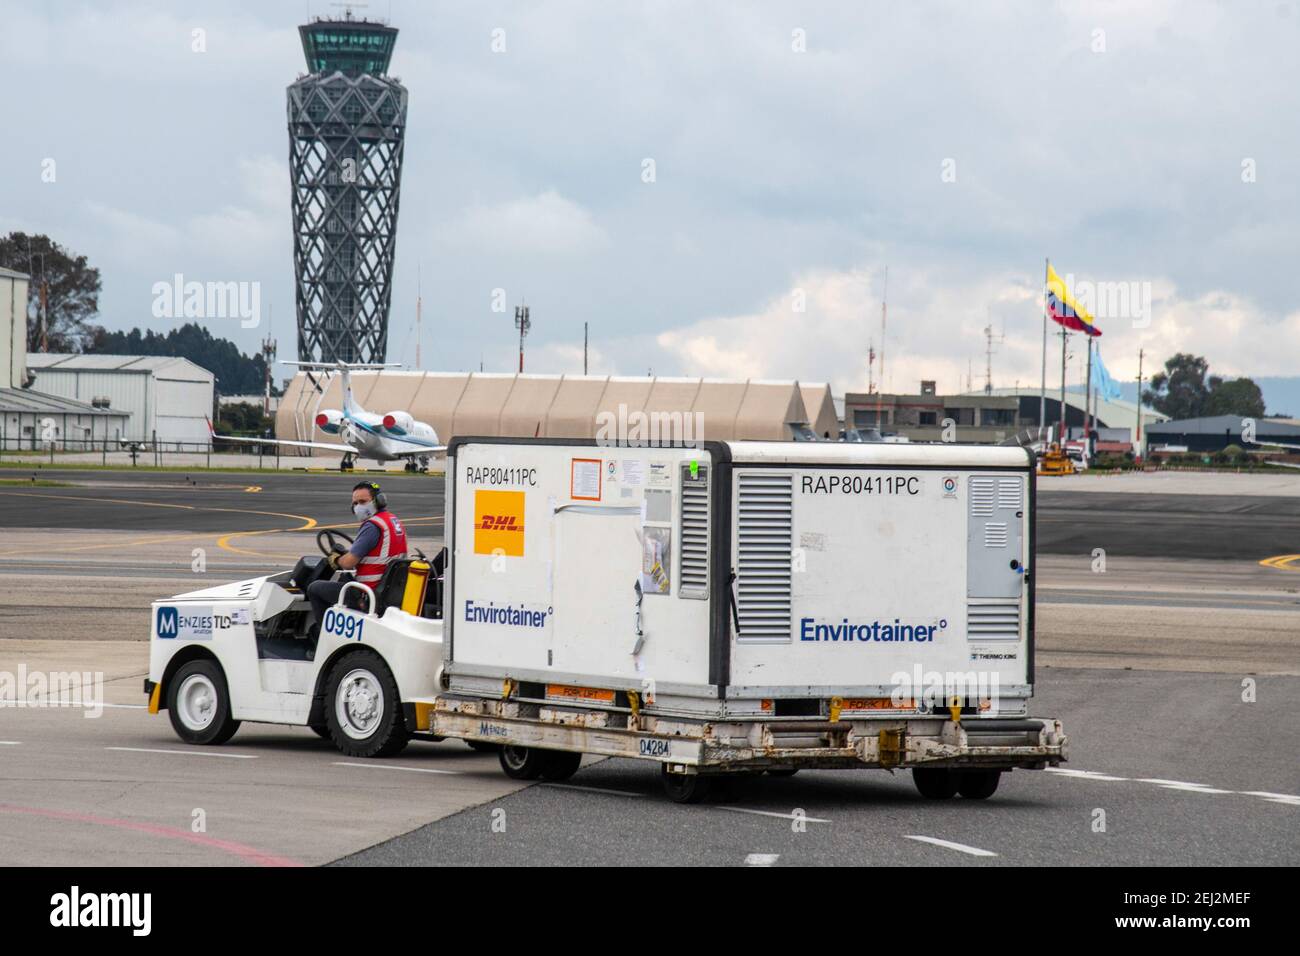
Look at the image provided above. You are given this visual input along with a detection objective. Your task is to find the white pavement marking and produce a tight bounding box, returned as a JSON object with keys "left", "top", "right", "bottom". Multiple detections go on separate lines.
{"left": 332, "top": 761, "right": 461, "bottom": 775}
{"left": 1137, "top": 778, "right": 1235, "bottom": 795}
{"left": 106, "top": 746, "right": 257, "bottom": 759}
{"left": 1044, "top": 767, "right": 1129, "bottom": 782}
{"left": 1046, "top": 768, "right": 1299, "bottom": 807}
{"left": 745, "top": 853, "right": 780, "bottom": 866}
{"left": 905, "top": 835, "right": 998, "bottom": 858}
{"left": 716, "top": 806, "right": 830, "bottom": 824}
{"left": 0, "top": 741, "right": 21, "bottom": 746}
{"left": 0, "top": 700, "right": 145, "bottom": 710}
{"left": 1241, "top": 791, "right": 1300, "bottom": 806}
{"left": 542, "top": 783, "right": 640, "bottom": 797}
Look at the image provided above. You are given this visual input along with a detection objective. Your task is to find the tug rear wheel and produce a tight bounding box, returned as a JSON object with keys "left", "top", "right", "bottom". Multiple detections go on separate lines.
{"left": 325, "top": 650, "right": 409, "bottom": 758}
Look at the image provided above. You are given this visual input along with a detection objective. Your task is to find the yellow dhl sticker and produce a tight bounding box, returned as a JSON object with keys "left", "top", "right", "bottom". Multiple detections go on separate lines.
{"left": 473, "top": 489, "right": 525, "bottom": 557}
{"left": 545, "top": 684, "right": 616, "bottom": 704}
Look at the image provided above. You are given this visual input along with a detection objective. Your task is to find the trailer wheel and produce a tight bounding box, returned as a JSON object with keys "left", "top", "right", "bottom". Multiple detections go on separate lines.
{"left": 325, "top": 650, "right": 409, "bottom": 758}
{"left": 466, "top": 740, "right": 501, "bottom": 753}
{"left": 957, "top": 769, "right": 1002, "bottom": 800}
{"left": 167, "top": 660, "right": 240, "bottom": 745}
{"left": 308, "top": 722, "right": 330, "bottom": 740}
{"left": 498, "top": 745, "right": 551, "bottom": 780}
{"left": 539, "top": 750, "right": 583, "bottom": 781}
{"left": 912, "top": 767, "right": 958, "bottom": 799}
{"left": 661, "top": 765, "right": 711, "bottom": 804}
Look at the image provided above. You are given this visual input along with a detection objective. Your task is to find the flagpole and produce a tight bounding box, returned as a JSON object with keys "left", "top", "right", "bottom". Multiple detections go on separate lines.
{"left": 1085, "top": 336, "right": 1094, "bottom": 437}
{"left": 1059, "top": 328, "right": 1068, "bottom": 443}
{"left": 1040, "top": 258, "right": 1048, "bottom": 436}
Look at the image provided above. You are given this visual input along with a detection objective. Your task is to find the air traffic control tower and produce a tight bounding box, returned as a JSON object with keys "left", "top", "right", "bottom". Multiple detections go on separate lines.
{"left": 288, "top": 13, "right": 407, "bottom": 363}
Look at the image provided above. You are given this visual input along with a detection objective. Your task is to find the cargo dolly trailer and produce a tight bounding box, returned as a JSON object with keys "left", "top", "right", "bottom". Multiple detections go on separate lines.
{"left": 430, "top": 438, "right": 1068, "bottom": 803}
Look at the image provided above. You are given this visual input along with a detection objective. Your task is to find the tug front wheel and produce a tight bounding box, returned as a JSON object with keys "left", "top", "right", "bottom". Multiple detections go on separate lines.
{"left": 167, "top": 659, "right": 240, "bottom": 745}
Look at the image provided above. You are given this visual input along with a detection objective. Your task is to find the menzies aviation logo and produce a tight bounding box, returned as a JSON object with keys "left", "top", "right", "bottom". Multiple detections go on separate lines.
{"left": 800, "top": 617, "right": 948, "bottom": 644}
{"left": 155, "top": 605, "right": 235, "bottom": 640}
{"left": 473, "top": 490, "right": 525, "bottom": 557}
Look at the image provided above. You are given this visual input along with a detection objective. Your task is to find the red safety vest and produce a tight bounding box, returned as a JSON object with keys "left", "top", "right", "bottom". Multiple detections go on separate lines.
{"left": 355, "top": 510, "right": 408, "bottom": 589}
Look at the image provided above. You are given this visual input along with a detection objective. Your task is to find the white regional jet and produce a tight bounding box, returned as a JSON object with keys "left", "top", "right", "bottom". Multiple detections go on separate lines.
{"left": 209, "top": 361, "right": 445, "bottom": 472}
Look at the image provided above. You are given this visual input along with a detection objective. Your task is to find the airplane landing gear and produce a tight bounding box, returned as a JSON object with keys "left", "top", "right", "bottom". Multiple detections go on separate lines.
{"left": 340, "top": 454, "right": 356, "bottom": 472}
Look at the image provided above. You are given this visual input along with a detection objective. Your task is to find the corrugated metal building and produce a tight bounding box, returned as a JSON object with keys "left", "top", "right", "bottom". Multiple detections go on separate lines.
{"left": 1146, "top": 415, "right": 1300, "bottom": 452}
{"left": 276, "top": 371, "right": 834, "bottom": 450}
{"left": 26, "top": 354, "right": 215, "bottom": 444}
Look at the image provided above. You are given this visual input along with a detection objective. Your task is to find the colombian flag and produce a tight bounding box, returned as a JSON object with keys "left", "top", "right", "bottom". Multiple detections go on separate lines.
{"left": 1047, "top": 263, "right": 1101, "bottom": 337}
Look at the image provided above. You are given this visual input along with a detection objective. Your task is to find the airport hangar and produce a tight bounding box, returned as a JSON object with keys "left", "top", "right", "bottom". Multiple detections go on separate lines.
{"left": 275, "top": 371, "right": 839, "bottom": 448}
{"left": 0, "top": 267, "right": 130, "bottom": 450}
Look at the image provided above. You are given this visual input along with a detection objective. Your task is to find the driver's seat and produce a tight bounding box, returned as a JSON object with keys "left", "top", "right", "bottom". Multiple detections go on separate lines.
{"left": 371, "top": 558, "right": 414, "bottom": 617}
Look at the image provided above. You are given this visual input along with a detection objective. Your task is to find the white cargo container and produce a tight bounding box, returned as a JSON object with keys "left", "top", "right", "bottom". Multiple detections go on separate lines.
{"left": 434, "top": 437, "right": 1067, "bottom": 802}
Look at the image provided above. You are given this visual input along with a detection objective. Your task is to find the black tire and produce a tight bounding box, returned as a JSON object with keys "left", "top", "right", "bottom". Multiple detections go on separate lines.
{"left": 466, "top": 739, "right": 501, "bottom": 753}
{"left": 498, "top": 745, "right": 551, "bottom": 780}
{"left": 661, "top": 765, "right": 712, "bottom": 804}
{"left": 167, "top": 659, "right": 240, "bottom": 745}
{"left": 912, "top": 767, "right": 959, "bottom": 799}
{"left": 324, "top": 650, "right": 409, "bottom": 758}
{"left": 308, "top": 723, "right": 330, "bottom": 740}
{"left": 957, "top": 769, "right": 1002, "bottom": 800}
{"left": 539, "top": 750, "right": 583, "bottom": 781}
{"left": 766, "top": 768, "right": 799, "bottom": 778}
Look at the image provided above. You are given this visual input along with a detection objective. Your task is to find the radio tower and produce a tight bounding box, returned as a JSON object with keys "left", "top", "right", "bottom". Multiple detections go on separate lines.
{"left": 982, "top": 311, "right": 1005, "bottom": 395}
{"left": 514, "top": 304, "right": 531, "bottom": 373}
{"left": 288, "top": 6, "right": 407, "bottom": 363}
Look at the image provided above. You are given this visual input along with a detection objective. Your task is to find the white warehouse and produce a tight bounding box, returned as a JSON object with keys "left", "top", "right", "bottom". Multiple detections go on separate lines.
{"left": 26, "top": 354, "right": 215, "bottom": 444}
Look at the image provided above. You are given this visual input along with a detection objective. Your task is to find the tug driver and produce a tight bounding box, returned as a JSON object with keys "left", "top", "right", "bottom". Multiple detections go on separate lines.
{"left": 308, "top": 481, "right": 409, "bottom": 627}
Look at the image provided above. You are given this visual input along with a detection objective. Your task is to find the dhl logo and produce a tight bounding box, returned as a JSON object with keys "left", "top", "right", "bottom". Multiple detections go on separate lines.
{"left": 473, "top": 490, "right": 526, "bottom": 556}
{"left": 477, "top": 514, "right": 521, "bottom": 532}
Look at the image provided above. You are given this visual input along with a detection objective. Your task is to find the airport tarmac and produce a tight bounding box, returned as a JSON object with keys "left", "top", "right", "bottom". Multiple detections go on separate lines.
{"left": 1, "top": 467, "right": 1296, "bottom": 865}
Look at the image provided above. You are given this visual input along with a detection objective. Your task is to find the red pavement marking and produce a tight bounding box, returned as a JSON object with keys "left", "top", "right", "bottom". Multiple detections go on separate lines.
{"left": 0, "top": 803, "right": 303, "bottom": 867}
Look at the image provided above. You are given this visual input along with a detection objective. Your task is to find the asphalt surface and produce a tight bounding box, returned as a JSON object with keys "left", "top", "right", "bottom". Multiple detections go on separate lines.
{"left": 3, "top": 468, "right": 1300, "bottom": 561}
{"left": 0, "top": 469, "right": 444, "bottom": 533}
{"left": 337, "top": 668, "right": 1299, "bottom": 866}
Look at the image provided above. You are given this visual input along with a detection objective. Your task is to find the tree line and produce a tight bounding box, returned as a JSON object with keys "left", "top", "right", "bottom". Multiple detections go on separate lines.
{"left": 0, "top": 232, "right": 276, "bottom": 396}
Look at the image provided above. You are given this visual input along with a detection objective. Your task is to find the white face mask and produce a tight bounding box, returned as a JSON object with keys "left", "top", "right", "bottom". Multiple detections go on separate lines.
{"left": 353, "top": 501, "right": 377, "bottom": 520}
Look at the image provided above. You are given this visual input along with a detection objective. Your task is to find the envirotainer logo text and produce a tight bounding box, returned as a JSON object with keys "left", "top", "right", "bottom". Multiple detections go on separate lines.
{"left": 800, "top": 617, "right": 947, "bottom": 643}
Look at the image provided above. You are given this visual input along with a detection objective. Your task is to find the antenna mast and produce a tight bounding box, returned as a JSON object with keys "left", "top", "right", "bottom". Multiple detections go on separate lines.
{"left": 983, "top": 309, "right": 1006, "bottom": 395}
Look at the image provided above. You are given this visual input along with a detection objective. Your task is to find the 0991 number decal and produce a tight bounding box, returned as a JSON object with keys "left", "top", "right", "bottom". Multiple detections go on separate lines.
{"left": 323, "top": 608, "right": 364, "bottom": 641}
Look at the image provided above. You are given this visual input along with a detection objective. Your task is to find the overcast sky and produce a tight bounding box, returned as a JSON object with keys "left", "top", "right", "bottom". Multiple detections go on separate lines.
{"left": 3, "top": 0, "right": 1298, "bottom": 402}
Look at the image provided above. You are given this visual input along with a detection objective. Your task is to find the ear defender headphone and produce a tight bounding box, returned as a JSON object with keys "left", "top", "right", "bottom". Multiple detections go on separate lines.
{"left": 354, "top": 480, "right": 387, "bottom": 512}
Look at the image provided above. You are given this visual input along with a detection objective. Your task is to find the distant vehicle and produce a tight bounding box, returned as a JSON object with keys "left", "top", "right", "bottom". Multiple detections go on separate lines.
{"left": 209, "top": 361, "right": 445, "bottom": 471}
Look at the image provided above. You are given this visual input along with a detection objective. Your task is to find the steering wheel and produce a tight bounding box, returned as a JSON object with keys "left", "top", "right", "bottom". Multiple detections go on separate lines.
{"left": 316, "top": 529, "right": 354, "bottom": 556}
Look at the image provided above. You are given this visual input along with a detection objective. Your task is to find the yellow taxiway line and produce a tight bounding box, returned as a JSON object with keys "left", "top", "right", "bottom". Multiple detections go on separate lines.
{"left": 1260, "top": 554, "right": 1300, "bottom": 571}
